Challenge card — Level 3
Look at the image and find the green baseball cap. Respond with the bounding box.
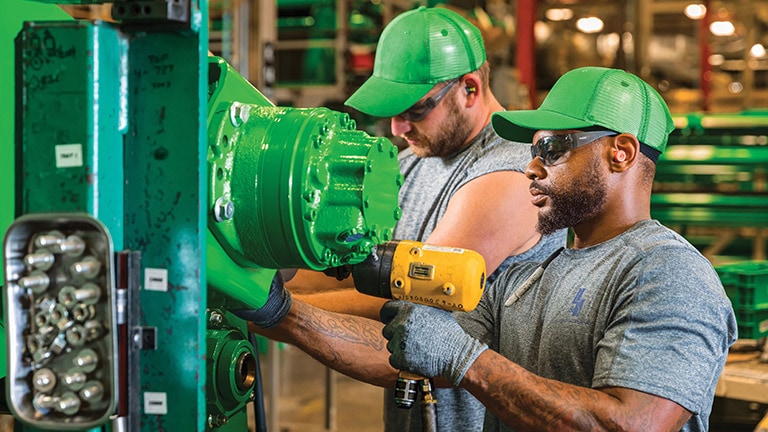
[345,6,486,117]
[492,67,674,153]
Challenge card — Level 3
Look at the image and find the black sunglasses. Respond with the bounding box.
[398,79,460,122]
[532,130,618,166]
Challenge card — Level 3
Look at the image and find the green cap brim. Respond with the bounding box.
[345,76,435,117]
[491,110,597,144]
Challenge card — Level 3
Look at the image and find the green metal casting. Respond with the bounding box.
[205,320,257,424]
[206,57,402,275]
[208,56,272,107]
[206,230,274,310]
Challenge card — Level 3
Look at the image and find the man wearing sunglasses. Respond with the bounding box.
[244,67,736,431]
[376,67,738,431]
[284,5,566,432]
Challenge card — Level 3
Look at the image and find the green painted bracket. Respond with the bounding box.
[207,230,273,310]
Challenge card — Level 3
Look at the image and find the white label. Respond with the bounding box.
[144,268,168,291]
[55,144,83,168]
[144,392,167,415]
[422,244,465,254]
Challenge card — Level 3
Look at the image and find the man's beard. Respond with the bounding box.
[404,95,473,158]
[535,156,608,236]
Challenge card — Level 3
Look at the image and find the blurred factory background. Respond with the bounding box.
[57,0,768,126]
[2,0,768,431]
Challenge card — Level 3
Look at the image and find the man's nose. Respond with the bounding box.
[390,115,412,137]
[525,157,547,181]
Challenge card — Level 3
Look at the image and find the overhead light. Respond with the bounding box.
[545,8,574,21]
[709,20,735,36]
[576,16,604,34]
[684,4,707,20]
[708,53,725,66]
[534,21,552,43]
[596,33,620,57]
[750,43,767,58]
[504,15,516,37]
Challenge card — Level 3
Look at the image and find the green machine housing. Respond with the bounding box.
[2,2,402,431]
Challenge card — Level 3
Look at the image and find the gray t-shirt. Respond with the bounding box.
[385,124,568,432]
[457,220,737,432]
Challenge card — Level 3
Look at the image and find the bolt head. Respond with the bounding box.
[213,197,235,222]
[209,311,223,325]
[230,102,250,126]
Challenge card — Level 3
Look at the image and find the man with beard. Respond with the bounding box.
[283,6,565,432]
[241,67,737,432]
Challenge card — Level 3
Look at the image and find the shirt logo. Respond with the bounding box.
[570,288,586,317]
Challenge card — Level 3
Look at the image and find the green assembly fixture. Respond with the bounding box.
[3,2,402,432]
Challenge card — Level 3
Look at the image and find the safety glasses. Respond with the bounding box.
[398,79,460,122]
[532,130,618,166]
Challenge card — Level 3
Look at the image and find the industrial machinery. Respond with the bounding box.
[2,1,403,430]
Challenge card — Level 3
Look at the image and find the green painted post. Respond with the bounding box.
[123,9,210,430]
[13,18,123,432]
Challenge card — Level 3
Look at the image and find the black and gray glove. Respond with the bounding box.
[380,300,488,386]
[233,272,292,328]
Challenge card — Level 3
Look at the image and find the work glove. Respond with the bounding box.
[233,272,292,328]
[380,300,488,386]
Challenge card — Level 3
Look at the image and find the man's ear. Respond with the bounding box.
[610,134,639,172]
[461,75,480,107]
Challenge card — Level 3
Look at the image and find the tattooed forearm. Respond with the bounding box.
[298,303,386,351]
[251,298,396,387]
[462,350,692,432]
